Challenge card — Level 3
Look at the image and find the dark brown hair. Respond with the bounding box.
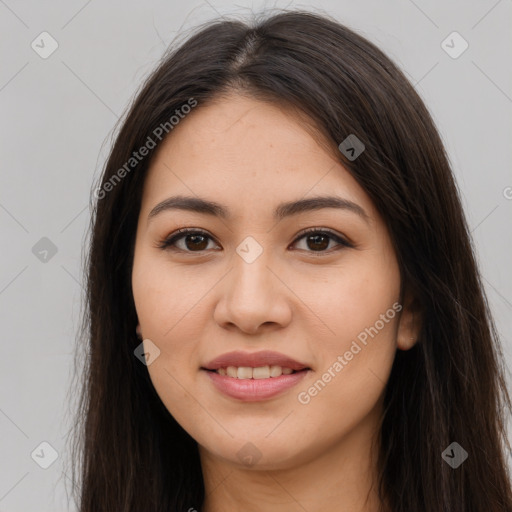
[68,9,512,511]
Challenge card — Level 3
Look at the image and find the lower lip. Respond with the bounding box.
[203,369,310,401]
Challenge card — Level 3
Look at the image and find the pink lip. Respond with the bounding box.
[203,368,310,401]
[202,350,310,371]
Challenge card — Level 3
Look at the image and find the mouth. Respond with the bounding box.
[201,350,312,401]
[202,365,309,379]
[201,365,311,402]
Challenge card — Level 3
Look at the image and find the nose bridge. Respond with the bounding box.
[214,234,291,332]
[231,235,275,300]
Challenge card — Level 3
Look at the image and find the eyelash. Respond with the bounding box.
[156,227,353,255]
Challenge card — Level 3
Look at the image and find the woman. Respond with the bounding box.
[69,9,512,512]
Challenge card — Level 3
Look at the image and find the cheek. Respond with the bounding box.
[132,250,211,394]
[132,257,205,430]
[293,251,400,346]
[296,251,400,398]
[294,287,399,442]
[132,249,203,336]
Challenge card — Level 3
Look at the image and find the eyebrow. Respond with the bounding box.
[148,195,369,224]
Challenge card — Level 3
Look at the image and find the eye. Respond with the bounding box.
[291,227,353,254]
[157,227,353,254]
[156,228,220,252]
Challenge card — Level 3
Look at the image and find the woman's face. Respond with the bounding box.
[132,92,416,470]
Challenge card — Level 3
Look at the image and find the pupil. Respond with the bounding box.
[308,234,328,251]
[186,234,208,251]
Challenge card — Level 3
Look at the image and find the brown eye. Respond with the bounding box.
[292,229,352,253]
[181,233,209,251]
[304,233,330,251]
[158,229,218,252]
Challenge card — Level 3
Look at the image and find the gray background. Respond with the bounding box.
[1,0,511,510]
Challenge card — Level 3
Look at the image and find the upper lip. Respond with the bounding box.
[202,350,310,371]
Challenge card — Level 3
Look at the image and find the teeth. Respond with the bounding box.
[253,366,270,379]
[269,365,280,378]
[237,367,253,379]
[217,365,297,378]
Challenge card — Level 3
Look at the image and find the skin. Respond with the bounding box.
[132,92,421,512]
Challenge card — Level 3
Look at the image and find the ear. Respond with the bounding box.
[396,288,422,351]
[135,322,142,339]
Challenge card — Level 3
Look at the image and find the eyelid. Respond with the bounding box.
[155,228,219,251]
[293,226,353,248]
[157,226,354,253]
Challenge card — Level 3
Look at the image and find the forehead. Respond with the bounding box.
[141,93,376,221]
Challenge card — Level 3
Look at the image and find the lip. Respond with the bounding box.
[202,350,310,371]
[201,350,312,402]
[203,368,311,401]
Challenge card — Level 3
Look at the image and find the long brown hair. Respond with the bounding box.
[68,9,512,511]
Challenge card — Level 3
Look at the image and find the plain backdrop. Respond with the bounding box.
[1,0,511,510]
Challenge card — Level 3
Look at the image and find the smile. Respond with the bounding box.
[202,366,310,401]
[211,365,296,379]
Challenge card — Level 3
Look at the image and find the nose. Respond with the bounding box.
[213,246,292,335]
